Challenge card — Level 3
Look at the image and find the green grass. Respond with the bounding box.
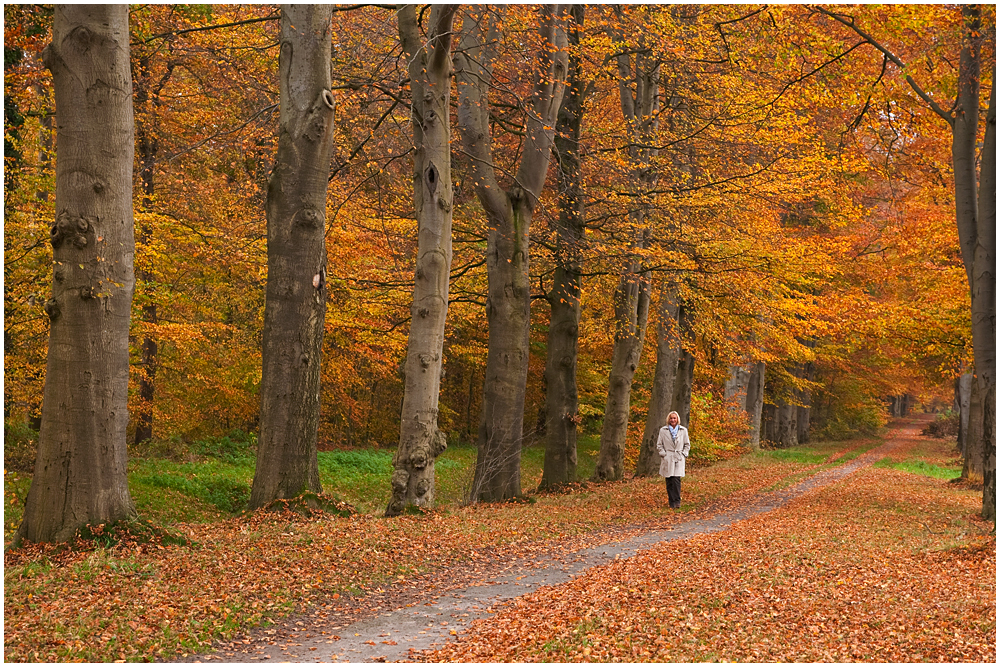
[873,457,962,480]
[2,428,883,541]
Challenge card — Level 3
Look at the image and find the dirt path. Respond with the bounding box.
[187,418,926,663]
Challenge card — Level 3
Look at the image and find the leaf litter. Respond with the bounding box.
[4,419,993,663]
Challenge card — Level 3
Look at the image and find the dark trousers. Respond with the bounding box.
[666,476,681,507]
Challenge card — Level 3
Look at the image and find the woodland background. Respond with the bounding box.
[2,4,993,500]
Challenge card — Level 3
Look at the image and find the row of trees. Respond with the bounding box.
[4,4,994,542]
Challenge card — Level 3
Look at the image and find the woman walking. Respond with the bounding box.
[657,411,690,508]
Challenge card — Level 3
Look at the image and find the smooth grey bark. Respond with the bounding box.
[456,6,567,502]
[976,67,995,519]
[386,5,458,517]
[593,270,651,481]
[15,4,137,545]
[957,372,973,455]
[763,400,798,448]
[724,364,752,411]
[635,291,681,476]
[796,360,815,444]
[963,378,985,485]
[670,303,695,427]
[818,1,995,521]
[250,5,335,509]
[541,4,585,490]
[745,362,766,450]
[593,16,660,482]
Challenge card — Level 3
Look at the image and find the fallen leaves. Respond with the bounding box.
[416,429,995,663]
[4,428,992,663]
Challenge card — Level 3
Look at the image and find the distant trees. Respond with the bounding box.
[4,4,992,541]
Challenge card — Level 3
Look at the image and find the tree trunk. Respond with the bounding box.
[456,7,567,502]
[796,360,815,444]
[593,270,651,481]
[745,361,766,450]
[250,5,335,509]
[724,364,752,411]
[15,4,137,544]
[766,399,798,448]
[670,303,695,427]
[132,54,171,446]
[635,289,680,476]
[962,378,985,486]
[957,372,973,455]
[975,65,995,520]
[593,15,662,483]
[385,5,457,517]
[541,5,585,490]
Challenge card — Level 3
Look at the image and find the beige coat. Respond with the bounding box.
[656,424,690,478]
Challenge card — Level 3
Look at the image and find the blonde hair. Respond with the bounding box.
[666,411,680,424]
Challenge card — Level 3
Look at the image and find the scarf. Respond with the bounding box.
[668,424,680,438]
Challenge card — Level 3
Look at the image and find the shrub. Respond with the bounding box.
[3,421,37,472]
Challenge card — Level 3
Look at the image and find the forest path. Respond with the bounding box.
[189,416,928,663]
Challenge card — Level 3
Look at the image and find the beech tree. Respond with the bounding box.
[386,4,458,517]
[15,4,137,544]
[593,11,662,482]
[455,5,568,501]
[250,5,336,509]
[540,4,586,489]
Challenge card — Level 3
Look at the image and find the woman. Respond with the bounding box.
[656,411,690,509]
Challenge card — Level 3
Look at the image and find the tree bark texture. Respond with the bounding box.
[250,5,335,509]
[724,364,752,412]
[593,16,661,482]
[386,5,457,517]
[670,302,695,427]
[795,359,815,444]
[956,372,973,456]
[456,6,567,502]
[962,378,985,485]
[16,4,137,544]
[635,290,681,476]
[745,362,766,450]
[594,270,651,481]
[976,66,995,519]
[541,4,585,490]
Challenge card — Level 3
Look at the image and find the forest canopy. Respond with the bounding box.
[3,4,995,533]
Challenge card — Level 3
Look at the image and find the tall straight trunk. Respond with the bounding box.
[456,6,567,502]
[386,5,457,517]
[250,5,335,509]
[670,302,695,427]
[957,372,973,456]
[16,4,137,545]
[132,54,172,445]
[635,289,680,476]
[745,361,766,450]
[594,17,661,481]
[724,365,751,411]
[963,378,985,485]
[975,68,995,519]
[541,5,585,490]
[594,270,651,481]
[796,360,815,444]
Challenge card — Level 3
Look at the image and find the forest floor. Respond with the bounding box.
[3,415,995,663]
